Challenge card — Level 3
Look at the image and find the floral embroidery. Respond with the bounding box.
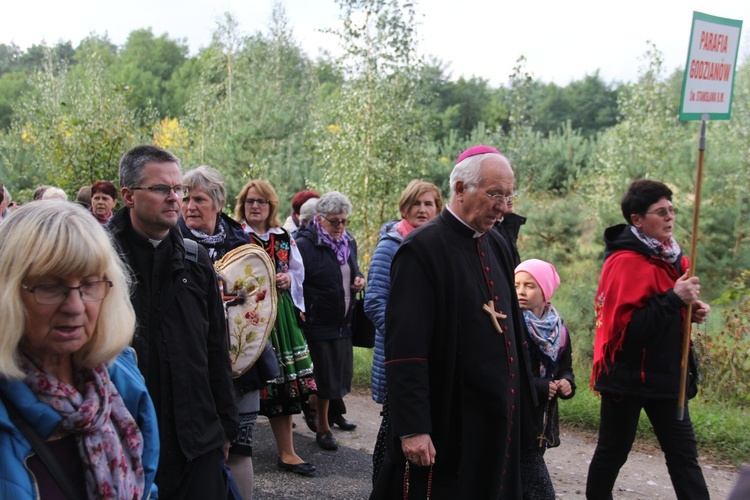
[216,246,277,377]
[595,293,605,329]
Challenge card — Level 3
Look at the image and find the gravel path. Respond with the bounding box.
[250,390,739,499]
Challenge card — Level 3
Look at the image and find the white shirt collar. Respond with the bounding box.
[446,205,484,239]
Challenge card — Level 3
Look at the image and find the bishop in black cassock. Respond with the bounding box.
[371,147,537,499]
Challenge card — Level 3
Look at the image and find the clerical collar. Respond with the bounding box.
[446,205,484,239]
[126,215,167,248]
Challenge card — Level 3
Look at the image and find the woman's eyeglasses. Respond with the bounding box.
[323,217,349,227]
[244,198,270,206]
[22,280,113,305]
[644,207,678,217]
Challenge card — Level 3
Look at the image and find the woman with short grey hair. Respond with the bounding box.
[179,166,247,262]
[295,191,365,451]
[314,191,352,219]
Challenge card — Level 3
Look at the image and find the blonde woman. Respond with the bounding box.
[0,201,158,499]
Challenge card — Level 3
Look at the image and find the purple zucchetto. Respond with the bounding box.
[455,145,502,165]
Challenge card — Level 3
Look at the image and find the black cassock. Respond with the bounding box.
[372,209,536,499]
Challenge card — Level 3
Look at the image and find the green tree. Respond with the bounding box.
[581,43,690,216]
[109,28,191,118]
[0,71,27,129]
[697,54,750,282]
[534,120,593,194]
[563,72,619,136]
[73,34,118,67]
[0,51,150,195]
[0,43,22,76]
[183,7,319,207]
[313,0,432,251]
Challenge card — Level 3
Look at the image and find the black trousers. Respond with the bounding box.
[586,394,709,500]
[156,447,225,499]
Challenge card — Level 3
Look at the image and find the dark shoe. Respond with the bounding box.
[303,406,318,433]
[330,415,357,431]
[316,429,339,450]
[277,458,316,475]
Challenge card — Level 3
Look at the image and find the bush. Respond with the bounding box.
[694,270,750,406]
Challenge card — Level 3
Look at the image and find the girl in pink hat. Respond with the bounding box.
[515,258,576,500]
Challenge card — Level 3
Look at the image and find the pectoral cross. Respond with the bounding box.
[482,300,507,334]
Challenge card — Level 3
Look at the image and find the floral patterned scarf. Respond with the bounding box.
[21,354,145,500]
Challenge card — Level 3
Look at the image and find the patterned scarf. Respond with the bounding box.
[21,355,145,500]
[314,218,350,265]
[630,225,681,264]
[522,304,567,378]
[189,215,227,260]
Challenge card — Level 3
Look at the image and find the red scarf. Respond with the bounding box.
[590,250,689,388]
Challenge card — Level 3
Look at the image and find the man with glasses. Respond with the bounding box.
[109,145,238,499]
[373,146,536,498]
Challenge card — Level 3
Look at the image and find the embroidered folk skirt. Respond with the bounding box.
[259,291,317,418]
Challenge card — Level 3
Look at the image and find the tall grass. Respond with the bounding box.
[352,347,374,389]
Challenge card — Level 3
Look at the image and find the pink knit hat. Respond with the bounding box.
[455,145,502,165]
[514,259,561,302]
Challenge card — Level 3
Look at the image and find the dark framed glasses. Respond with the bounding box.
[323,216,349,227]
[244,198,270,207]
[130,184,187,197]
[22,280,113,305]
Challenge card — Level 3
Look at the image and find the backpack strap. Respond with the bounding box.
[183,238,200,263]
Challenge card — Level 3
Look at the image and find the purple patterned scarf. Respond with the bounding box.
[21,354,145,500]
[314,217,350,265]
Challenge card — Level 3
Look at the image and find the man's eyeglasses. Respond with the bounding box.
[244,198,270,207]
[22,280,113,305]
[131,184,187,197]
[323,217,349,227]
[644,207,678,218]
[479,189,515,205]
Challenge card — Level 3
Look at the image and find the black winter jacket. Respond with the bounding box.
[295,223,364,341]
[492,212,527,268]
[109,208,238,458]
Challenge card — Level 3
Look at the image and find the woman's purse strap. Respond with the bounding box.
[0,391,80,500]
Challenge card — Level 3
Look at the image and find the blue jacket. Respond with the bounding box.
[0,348,159,499]
[296,223,364,341]
[364,220,402,404]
